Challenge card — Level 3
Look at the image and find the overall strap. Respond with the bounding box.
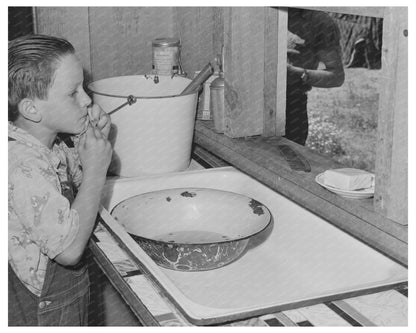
[39,169,89,312]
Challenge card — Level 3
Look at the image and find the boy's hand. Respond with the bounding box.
[88,104,111,138]
[78,125,112,177]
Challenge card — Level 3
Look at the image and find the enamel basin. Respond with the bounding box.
[111,187,272,271]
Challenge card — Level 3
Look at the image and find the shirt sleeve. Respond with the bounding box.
[313,12,341,51]
[9,157,80,259]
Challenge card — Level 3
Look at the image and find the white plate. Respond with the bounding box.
[315,172,374,199]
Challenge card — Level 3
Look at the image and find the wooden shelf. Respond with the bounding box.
[301,7,385,18]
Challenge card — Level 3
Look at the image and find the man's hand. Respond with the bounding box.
[286,63,304,85]
[287,31,304,66]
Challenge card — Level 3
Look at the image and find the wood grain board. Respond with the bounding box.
[375,7,408,225]
[88,7,175,80]
[302,6,386,18]
[172,7,218,77]
[223,7,265,137]
[263,7,287,137]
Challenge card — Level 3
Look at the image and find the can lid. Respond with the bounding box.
[152,38,180,47]
[210,73,224,88]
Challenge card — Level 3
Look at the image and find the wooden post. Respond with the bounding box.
[304,7,385,18]
[223,7,265,138]
[263,7,278,136]
[263,7,287,137]
[374,7,408,225]
[275,7,287,137]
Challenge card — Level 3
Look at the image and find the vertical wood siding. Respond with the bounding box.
[34,6,407,226]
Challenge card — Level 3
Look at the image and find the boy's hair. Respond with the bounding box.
[8,34,75,121]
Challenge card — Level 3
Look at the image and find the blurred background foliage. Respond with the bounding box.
[306,67,379,172]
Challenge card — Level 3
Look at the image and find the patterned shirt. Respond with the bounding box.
[8,122,82,296]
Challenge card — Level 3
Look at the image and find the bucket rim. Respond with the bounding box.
[87,75,198,100]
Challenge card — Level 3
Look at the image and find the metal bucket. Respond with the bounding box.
[88,75,198,177]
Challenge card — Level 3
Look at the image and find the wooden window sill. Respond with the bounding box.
[193,120,407,266]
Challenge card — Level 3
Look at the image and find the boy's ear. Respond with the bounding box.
[18,98,42,123]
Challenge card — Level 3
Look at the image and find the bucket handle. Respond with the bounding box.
[87,88,197,116]
[85,87,139,115]
[107,95,137,115]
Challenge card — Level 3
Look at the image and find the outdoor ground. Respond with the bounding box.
[306,67,380,173]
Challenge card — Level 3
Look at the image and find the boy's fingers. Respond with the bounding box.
[93,125,104,139]
[97,113,110,132]
[87,107,93,120]
[96,115,106,128]
[84,125,95,138]
[94,104,102,119]
[88,105,100,125]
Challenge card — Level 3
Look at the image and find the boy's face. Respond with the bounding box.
[35,53,91,135]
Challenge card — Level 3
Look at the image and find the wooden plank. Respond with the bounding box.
[275,8,287,136]
[32,7,38,34]
[194,121,407,265]
[212,7,225,67]
[88,7,174,80]
[172,7,218,77]
[89,240,159,326]
[293,303,351,326]
[343,289,408,326]
[375,7,408,225]
[301,7,385,18]
[192,145,230,169]
[263,7,278,136]
[34,7,92,77]
[223,7,265,138]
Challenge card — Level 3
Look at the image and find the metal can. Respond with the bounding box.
[152,38,181,76]
[210,73,225,133]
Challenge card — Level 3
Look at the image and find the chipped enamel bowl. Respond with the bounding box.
[111,188,272,271]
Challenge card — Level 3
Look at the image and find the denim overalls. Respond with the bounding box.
[8,137,90,326]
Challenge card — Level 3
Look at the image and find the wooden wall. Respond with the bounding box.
[35,7,219,80]
[89,7,175,79]
[172,7,221,77]
[34,7,408,226]
[35,6,285,138]
[35,7,175,80]
[35,7,92,76]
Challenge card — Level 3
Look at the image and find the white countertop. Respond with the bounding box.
[97,166,407,325]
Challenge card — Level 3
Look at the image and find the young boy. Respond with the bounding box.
[8,34,113,326]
